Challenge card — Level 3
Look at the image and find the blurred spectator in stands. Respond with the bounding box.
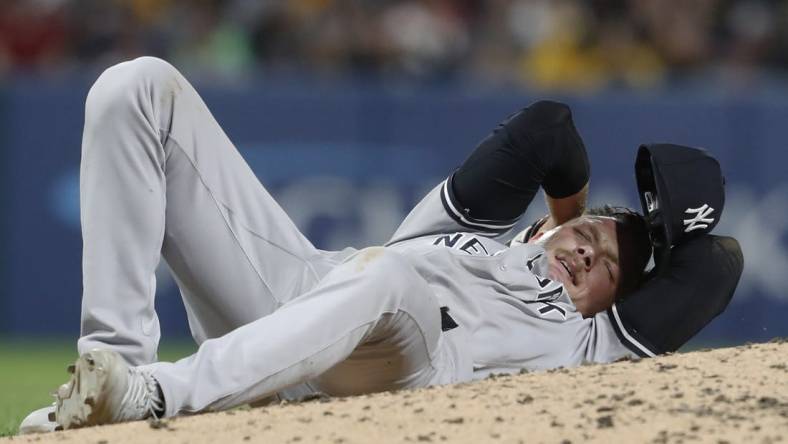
[506,0,664,91]
[634,0,716,82]
[169,0,255,81]
[65,0,142,73]
[0,0,69,76]
[1,0,788,92]
[718,0,778,87]
[380,0,470,80]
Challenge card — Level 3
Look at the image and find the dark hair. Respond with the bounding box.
[584,205,653,299]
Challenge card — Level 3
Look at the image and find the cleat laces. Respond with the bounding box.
[115,368,164,422]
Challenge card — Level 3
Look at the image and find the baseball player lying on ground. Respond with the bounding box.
[21,57,743,433]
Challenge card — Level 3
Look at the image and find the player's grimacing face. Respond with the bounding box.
[533,216,620,318]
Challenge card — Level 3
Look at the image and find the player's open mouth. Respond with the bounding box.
[558,257,575,284]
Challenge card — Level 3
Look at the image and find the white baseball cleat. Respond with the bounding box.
[54,349,163,429]
[18,404,58,434]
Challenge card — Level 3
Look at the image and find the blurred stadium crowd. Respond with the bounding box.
[1,0,786,90]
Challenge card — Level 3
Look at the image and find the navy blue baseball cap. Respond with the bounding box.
[635,144,725,273]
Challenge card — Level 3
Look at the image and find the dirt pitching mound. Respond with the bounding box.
[6,340,787,444]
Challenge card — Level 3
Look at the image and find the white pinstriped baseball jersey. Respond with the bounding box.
[386,179,639,377]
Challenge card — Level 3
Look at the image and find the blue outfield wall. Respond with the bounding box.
[1,76,786,348]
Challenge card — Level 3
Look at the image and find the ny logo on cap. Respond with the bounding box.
[683,204,715,233]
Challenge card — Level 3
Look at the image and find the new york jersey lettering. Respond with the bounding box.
[433,233,491,256]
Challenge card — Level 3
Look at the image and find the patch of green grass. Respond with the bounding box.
[0,338,195,437]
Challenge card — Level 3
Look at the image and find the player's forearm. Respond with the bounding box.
[545,182,588,225]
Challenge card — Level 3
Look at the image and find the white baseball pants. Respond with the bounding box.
[144,246,464,416]
[78,57,466,414]
[77,56,340,365]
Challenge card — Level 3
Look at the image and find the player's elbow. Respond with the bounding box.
[502,100,577,150]
[516,100,573,130]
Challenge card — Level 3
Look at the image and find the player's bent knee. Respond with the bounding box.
[121,56,180,85]
[88,57,178,105]
[97,56,178,90]
[85,57,179,119]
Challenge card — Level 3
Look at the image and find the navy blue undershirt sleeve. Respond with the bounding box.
[448,100,590,224]
[608,235,743,356]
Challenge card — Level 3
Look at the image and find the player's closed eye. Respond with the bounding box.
[574,227,592,242]
[605,262,614,282]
